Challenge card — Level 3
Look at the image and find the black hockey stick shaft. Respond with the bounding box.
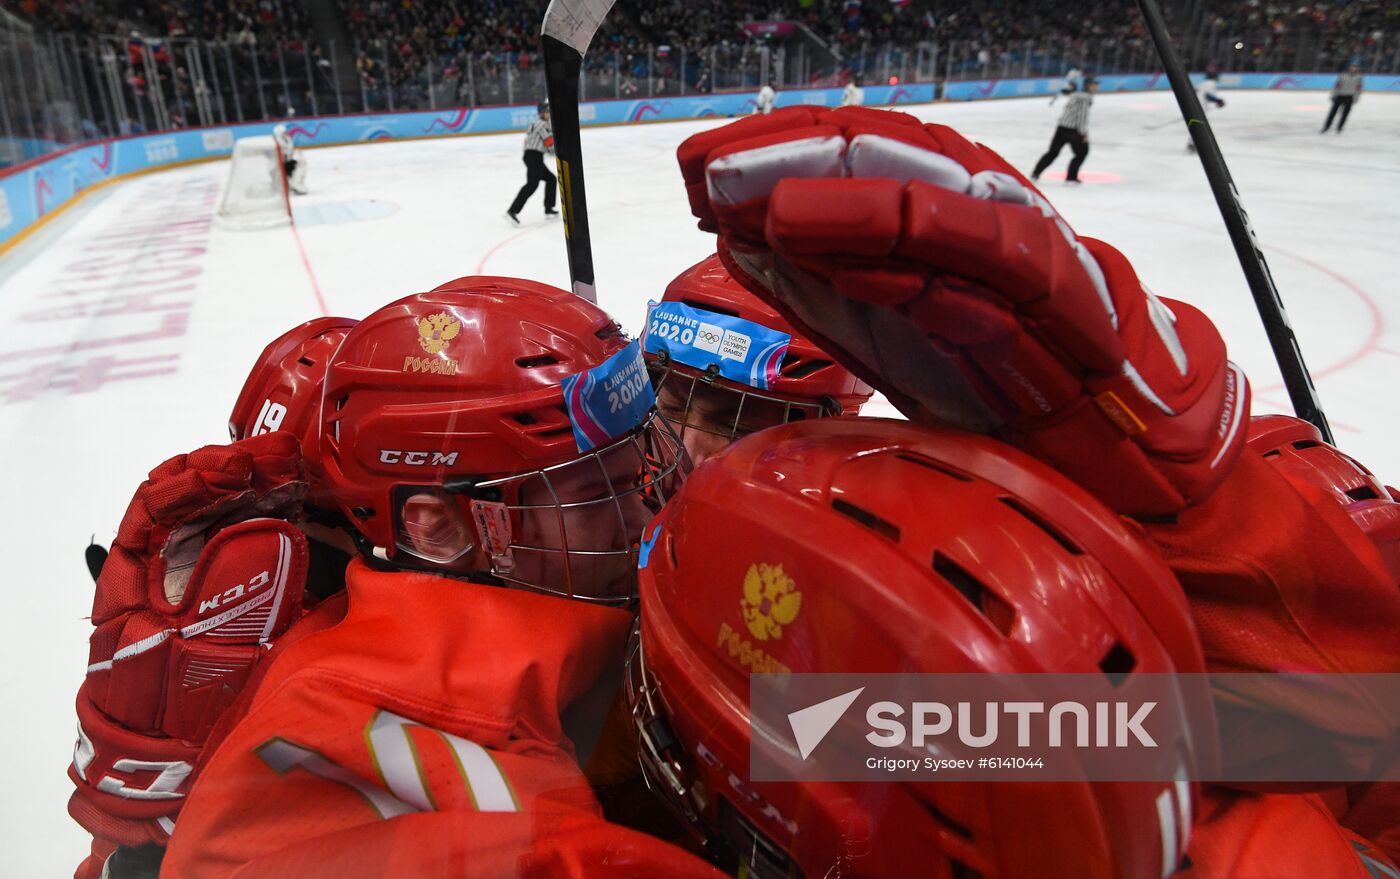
[542,34,595,302]
[541,0,616,304]
[1134,0,1333,443]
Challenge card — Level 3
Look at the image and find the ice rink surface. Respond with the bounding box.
[1,90,1396,870]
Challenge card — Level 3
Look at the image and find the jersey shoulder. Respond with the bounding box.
[165,563,640,875]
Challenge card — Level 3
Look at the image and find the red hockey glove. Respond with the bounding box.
[677,106,1248,516]
[70,432,309,852]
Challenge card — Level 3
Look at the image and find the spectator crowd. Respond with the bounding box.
[0,0,1392,148]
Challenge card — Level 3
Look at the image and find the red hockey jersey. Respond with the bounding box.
[1181,789,1398,878]
[160,559,720,878]
[1147,452,1400,783]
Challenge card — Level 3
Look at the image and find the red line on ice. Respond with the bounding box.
[1251,243,1383,393]
[290,219,329,316]
[475,227,537,274]
[1100,208,1383,394]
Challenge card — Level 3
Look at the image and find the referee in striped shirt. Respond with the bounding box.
[506,101,558,223]
[1032,77,1097,185]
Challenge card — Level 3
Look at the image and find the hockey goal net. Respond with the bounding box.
[216,135,290,230]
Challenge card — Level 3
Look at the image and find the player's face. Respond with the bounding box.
[390,418,685,601]
[399,491,477,564]
[511,436,668,599]
[396,473,647,595]
[655,378,813,468]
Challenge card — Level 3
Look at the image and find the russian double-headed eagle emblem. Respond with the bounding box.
[418,312,461,354]
[741,563,802,642]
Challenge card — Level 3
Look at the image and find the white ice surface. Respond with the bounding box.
[1,90,1396,872]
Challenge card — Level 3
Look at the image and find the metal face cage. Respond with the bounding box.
[394,410,688,605]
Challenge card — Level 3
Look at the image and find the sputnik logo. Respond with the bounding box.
[788,687,863,760]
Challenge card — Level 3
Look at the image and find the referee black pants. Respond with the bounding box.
[508,150,556,216]
[1322,96,1354,132]
[1032,126,1090,182]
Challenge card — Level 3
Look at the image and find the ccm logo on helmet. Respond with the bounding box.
[379,450,460,467]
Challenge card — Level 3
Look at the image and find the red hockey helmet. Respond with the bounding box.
[647,253,873,464]
[1248,415,1400,581]
[319,276,686,603]
[229,316,356,501]
[630,418,1216,879]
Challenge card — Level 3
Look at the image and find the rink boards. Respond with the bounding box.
[2,71,1397,253]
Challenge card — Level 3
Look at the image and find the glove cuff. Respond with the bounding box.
[71,685,198,824]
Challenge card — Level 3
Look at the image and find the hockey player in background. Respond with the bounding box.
[840,74,864,107]
[1322,62,1364,133]
[674,104,1400,870]
[1049,64,1082,105]
[754,79,777,115]
[1187,72,1226,152]
[271,123,308,194]
[506,101,559,224]
[643,253,872,467]
[67,279,720,878]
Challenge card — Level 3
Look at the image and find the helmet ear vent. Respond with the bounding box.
[681,297,739,318]
[895,453,973,483]
[922,802,974,840]
[297,356,316,367]
[950,861,985,879]
[779,358,829,380]
[1098,641,1137,683]
[933,552,1015,637]
[997,496,1082,556]
[919,805,983,878]
[831,498,901,543]
[532,405,574,438]
[509,407,574,438]
[515,354,560,368]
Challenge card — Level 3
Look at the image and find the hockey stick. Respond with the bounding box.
[541,0,616,304]
[1134,0,1333,442]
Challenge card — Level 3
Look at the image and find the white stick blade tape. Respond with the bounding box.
[542,0,616,55]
